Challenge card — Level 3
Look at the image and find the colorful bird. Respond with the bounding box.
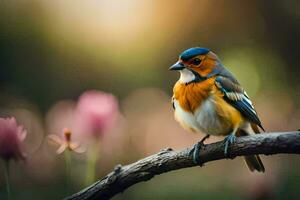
[170,47,265,172]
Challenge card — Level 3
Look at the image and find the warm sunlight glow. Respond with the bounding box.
[46,0,152,45]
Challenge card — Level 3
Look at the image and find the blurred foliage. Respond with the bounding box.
[0,0,299,199]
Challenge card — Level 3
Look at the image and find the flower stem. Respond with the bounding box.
[85,143,99,186]
[64,150,72,194]
[4,161,11,200]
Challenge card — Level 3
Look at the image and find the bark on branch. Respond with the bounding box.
[66,131,300,200]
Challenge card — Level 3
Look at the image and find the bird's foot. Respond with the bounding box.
[223,134,236,157]
[189,135,210,166]
[189,141,205,165]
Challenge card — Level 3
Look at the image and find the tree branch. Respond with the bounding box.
[65,131,300,200]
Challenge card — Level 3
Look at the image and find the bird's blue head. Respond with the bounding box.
[169,47,220,83]
[179,47,210,61]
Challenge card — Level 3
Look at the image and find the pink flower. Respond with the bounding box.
[75,91,119,138]
[0,117,26,161]
[48,128,85,154]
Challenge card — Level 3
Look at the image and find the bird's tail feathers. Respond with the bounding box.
[239,124,265,173]
[244,155,265,172]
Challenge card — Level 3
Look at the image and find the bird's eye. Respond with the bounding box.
[192,58,201,65]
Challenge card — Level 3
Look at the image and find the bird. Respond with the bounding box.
[170,47,265,172]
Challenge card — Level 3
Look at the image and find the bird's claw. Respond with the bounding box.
[189,141,205,166]
[224,134,236,157]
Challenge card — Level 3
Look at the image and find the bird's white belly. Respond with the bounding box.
[174,97,229,135]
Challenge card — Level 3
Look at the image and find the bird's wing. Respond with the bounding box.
[215,76,264,131]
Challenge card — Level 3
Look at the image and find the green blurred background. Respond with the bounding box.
[0,0,300,199]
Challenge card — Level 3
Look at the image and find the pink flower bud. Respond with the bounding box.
[75,90,119,138]
[0,117,26,161]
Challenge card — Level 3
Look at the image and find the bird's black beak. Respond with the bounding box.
[169,61,185,70]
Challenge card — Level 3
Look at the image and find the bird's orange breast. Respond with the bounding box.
[173,78,216,113]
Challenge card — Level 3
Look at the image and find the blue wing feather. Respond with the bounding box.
[215,76,264,131]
